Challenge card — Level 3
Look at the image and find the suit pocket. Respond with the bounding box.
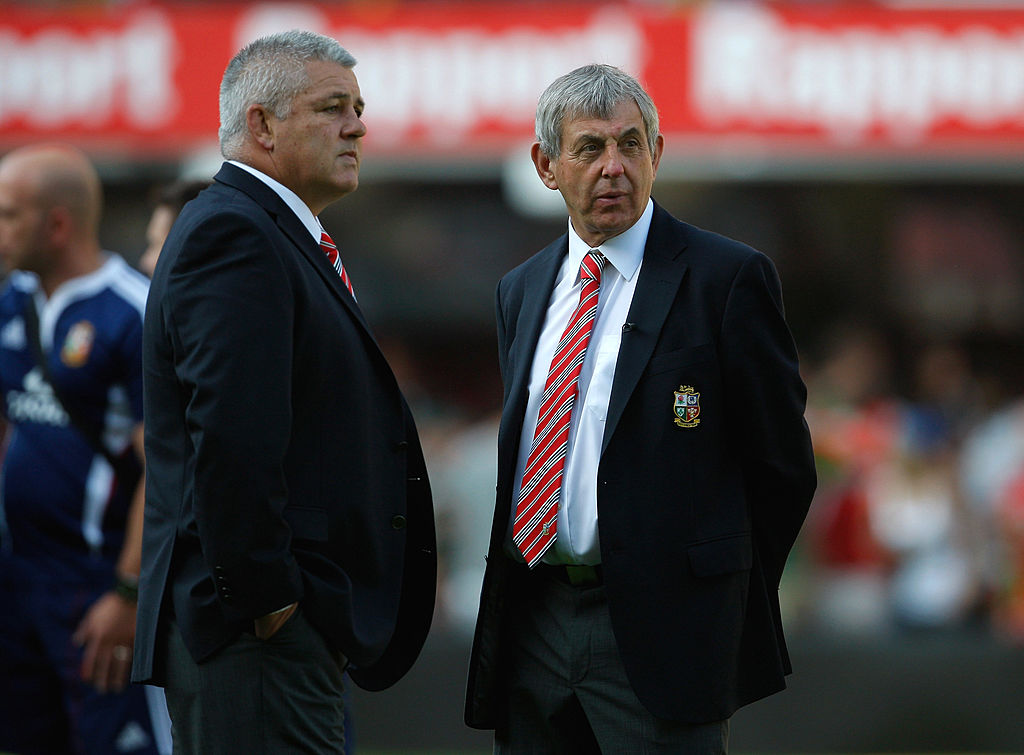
[644,342,715,377]
[687,533,753,577]
[284,506,329,542]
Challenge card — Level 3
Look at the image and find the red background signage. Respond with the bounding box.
[3,2,1024,161]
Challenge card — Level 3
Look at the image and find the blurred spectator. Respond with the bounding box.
[803,323,899,634]
[429,410,500,634]
[877,342,989,631]
[804,325,1000,636]
[0,144,170,754]
[961,399,1024,643]
[138,179,210,277]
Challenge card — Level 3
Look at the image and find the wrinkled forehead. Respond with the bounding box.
[563,96,635,125]
[561,99,644,137]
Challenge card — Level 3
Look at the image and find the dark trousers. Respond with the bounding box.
[495,568,729,754]
[163,607,346,754]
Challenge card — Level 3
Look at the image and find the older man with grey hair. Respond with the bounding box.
[132,30,436,753]
[466,63,816,753]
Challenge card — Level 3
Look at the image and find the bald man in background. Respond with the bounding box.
[0,145,170,755]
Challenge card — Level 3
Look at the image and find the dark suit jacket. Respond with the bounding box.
[133,163,436,692]
[466,201,816,725]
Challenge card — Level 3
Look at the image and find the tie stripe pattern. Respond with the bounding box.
[514,250,606,567]
[319,231,355,298]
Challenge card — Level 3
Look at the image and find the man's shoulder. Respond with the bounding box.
[101,255,149,313]
[500,233,567,286]
[653,214,770,284]
[59,264,148,346]
[173,176,281,239]
[0,272,34,307]
[652,203,759,261]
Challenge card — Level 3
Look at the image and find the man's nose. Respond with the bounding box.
[344,114,367,139]
[600,147,625,178]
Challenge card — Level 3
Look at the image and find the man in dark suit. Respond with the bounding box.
[132,30,436,753]
[466,64,816,753]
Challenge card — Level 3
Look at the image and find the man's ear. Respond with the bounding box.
[531,142,559,190]
[45,206,74,247]
[246,104,275,151]
[651,133,665,176]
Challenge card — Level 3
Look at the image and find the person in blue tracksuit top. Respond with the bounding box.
[0,144,170,755]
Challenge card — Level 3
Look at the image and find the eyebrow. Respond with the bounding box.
[572,126,644,145]
[319,92,365,110]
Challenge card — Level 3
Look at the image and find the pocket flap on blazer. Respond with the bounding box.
[284,506,329,542]
[687,533,753,577]
[644,342,715,377]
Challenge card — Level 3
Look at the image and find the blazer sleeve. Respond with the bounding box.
[160,212,304,621]
[719,252,816,588]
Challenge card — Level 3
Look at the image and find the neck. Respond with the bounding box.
[37,241,104,298]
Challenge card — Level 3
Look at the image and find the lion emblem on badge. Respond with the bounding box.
[673,385,701,428]
[61,321,95,368]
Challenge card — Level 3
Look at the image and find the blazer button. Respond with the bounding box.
[394,440,408,451]
[391,515,407,530]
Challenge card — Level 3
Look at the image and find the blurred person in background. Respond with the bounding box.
[138,179,210,278]
[132,30,436,753]
[0,144,170,754]
[802,323,899,634]
[465,64,816,754]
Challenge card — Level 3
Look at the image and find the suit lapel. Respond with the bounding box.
[214,163,371,331]
[602,203,689,454]
[275,212,373,330]
[496,236,566,510]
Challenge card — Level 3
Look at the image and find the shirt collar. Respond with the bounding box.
[566,198,653,283]
[227,160,323,243]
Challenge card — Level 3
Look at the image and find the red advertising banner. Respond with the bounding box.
[2,2,1024,166]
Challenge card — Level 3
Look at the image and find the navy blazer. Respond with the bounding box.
[133,163,436,692]
[466,201,816,725]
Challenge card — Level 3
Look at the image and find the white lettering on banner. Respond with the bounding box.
[235,5,646,146]
[693,5,1024,144]
[0,12,176,130]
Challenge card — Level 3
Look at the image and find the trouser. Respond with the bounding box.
[162,606,347,754]
[495,566,729,754]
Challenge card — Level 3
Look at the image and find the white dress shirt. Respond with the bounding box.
[227,160,327,245]
[510,199,653,565]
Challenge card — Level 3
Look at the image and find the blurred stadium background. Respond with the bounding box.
[4,0,1024,751]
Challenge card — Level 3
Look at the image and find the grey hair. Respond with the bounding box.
[535,64,660,159]
[219,29,357,158]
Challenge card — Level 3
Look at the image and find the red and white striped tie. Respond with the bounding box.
[319,231,355,298]
[514,250,606,567]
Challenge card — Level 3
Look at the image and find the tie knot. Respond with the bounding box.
[320,231,336,251]
[580,250,606,283]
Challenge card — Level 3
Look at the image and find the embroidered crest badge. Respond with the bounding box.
[61,321,95,368]
[673,385,701,428]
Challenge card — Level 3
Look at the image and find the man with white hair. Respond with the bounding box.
[466,64,816,753]
[132,30,436,752]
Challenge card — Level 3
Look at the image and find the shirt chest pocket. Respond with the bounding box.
[583,333,622,422]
